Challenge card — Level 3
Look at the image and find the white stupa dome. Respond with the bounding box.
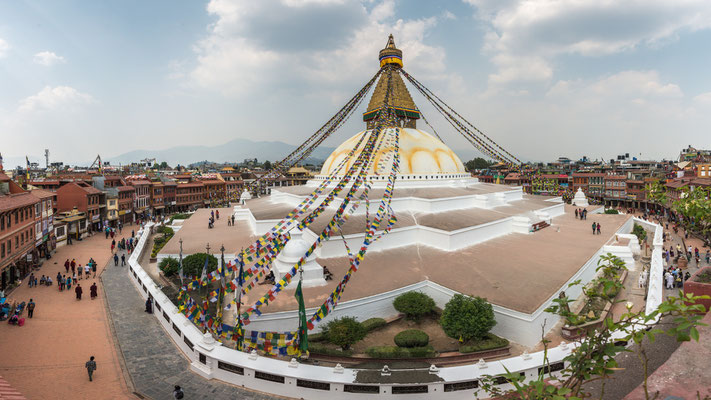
[319,127,466,178]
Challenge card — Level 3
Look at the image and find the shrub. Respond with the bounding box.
[157,226,174,236]
[309,342,353,357]
[159,257,180,277]
[365,345,435,358]
[362,317,387,332]
[324,317,367,350]
[458,333,509,353]
[604,209,619,214]
[181,253,218,278]
[393,291,436,322]
[309,332,326,342]
[632,223,647,243]
[394,329,429,348]
[440,294,496,342]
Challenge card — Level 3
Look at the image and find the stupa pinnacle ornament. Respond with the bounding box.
[363,35,420,129]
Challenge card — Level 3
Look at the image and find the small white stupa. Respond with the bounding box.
[572,188,589,207]
[240,188,252,205]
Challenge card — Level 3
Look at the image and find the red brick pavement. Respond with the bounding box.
[0,232,135,399]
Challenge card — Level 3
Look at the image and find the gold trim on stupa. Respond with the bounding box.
[364,35,420,129]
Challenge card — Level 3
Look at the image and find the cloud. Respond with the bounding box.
[33,51,66,66]
[189,0,449,96]
[18,86,94,113]
[465,0,711,85]
[0,38,9,58]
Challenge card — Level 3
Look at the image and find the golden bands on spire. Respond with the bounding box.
[365,35,419,128]
[379,34,403,68]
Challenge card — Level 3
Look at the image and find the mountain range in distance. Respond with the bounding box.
[107,138,337,167]
[5,138,483,169]
[107,138,482,167]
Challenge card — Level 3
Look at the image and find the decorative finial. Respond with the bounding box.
[379,34,403,68]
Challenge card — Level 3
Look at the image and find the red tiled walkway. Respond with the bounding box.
[0,232,136,399]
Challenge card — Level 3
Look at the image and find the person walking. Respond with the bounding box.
[64,259,70,273]
[71,258,76,272]
[114,253,119,266]
[592,222,597,235]
[596,222,601,235]
[575,209,579,219]
[27,299,35,318]
[91,259,97,277]
[121,253,126,266]
[173,385,184,399]
[85,264,91,278]
[28,273,35,288]
[77,265,83,280]
[85,356,97,382]
[231,215,235,226]
[90,282,98,300]
[75,284,83,300]
[67,276,72,291]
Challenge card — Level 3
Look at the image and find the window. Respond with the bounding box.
[1,242,4,258]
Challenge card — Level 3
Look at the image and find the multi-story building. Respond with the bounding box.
[200,176,226,206]
[696,163,711,178]
[117,186,135,225]
[222,173,244,200]
[1,173,41,290]
[604,175,627,206]
[572,172,605,200]
[127,179,151,220]
[106,192,120,226]
[150,181,166,217]
[30,189,55,258]
[624,179,646,208]
[176,182,205,211]
[56,181,105,232]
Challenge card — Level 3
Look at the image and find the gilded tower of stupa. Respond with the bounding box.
[362,35,421,129]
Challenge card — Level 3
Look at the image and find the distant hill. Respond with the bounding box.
[107,138,336,166]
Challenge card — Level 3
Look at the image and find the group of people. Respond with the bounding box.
[104,223,122,239]
[591,222,602,235]
[574,208,588,220]
[663,244,711,266]
[63,258,98,280]
[664,267,691,289]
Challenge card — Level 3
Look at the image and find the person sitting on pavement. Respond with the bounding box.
[323,265,333,281]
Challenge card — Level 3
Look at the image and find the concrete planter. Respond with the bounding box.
[683,267,711,313]
[561,270,627,340]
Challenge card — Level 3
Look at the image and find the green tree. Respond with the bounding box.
[673,186,711,247]
[159,161,169,169]
[480,269,709,399]
[181,253,218,278]
[323,317,367,350]
[393,291,435,322]
[465,157,494,171]
[263,160,272,170]
[440,294,496,341]
[645,179,668,206]
[159,257,180,277]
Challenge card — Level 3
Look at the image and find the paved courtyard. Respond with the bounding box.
[0,232,135,399]
[101,246,278,400]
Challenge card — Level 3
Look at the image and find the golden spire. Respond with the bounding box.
[363,35,420,128]
[379,34,403,68]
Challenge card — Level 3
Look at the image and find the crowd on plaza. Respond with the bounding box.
[573,207,603,235]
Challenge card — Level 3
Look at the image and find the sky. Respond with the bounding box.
[1,0,711,167]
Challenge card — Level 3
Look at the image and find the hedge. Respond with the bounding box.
[181,253,218,278]
[362,317,387,332]
[365,345,436,358]
[323,317,367,350]
[309,342,353,357]
[440,294,496,341]
[459,333,509,353]
[394,329,429,348]
[604,209,619,214]
[159,257,180,277]
[393,291,436,322]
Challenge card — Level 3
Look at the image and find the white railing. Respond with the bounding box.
[126,222,574,400]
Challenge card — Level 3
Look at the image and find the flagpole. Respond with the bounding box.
[236,247,245,351]
[202,243,211,333]
[178,238,184,286]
